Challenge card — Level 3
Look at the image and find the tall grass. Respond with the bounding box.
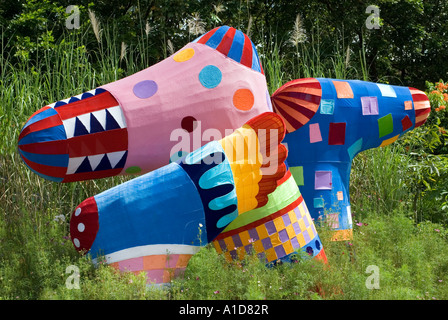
[1,20,447,300]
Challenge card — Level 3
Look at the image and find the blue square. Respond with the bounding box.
[347,138,363,159]
[314,197,325,208]
[320,99,335,115]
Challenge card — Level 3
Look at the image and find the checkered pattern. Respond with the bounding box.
[214,199,317,263]
[110,254,193,285]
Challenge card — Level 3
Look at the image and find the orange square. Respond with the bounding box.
[236,247,246,260]
[109,262,120,270]
[404,100,413,110]
[253,239,264,253]
[132,270,146,277]
[176,254,193,268]
[286,224,296,238]
[223,251,233,262]
[223,236,235,250]
[273,216,285,231]
[283,240,294,255]
[143,255,166,270]
[270,233,282,247]
[163,269,176,283]
[337,191,344,201]
[213,241,223,254]
[265,248,277,262]
[256,225,269,240]
[332,81,354,98]
[239,230,252,246]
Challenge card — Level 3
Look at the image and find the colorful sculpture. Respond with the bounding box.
[69,112,292,285]
[271,78,430,240]
[17,26,271,182]
[17,24,429,286]
[18,26,326,285]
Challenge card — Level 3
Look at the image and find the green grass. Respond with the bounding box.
[1,25,448,300]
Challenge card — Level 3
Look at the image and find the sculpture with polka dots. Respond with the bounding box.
[18,26,270,182]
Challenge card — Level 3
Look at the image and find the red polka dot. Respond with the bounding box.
[181,116,198,133]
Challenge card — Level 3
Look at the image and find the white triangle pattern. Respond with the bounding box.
[108,151,127,169]
[91,109,107,130]
[66,157,86,175]
[87,154,104,171]
[77,113,91,133]
[62,105,126,139]
[66,151,127,175]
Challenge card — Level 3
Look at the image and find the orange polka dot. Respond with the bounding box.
[233,89,254,111]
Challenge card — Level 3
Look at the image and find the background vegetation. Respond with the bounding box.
[1,0,448,300]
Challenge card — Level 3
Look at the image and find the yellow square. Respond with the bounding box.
[289,210,298,224]
[256,225,269,240]
[239,230,252,246]
[298,218,307,232]
[286,224,296,238]
[253,240,264,253]
[273,216,285,231]
[297,233,306,247]
[223,251,232,262]
[265,248,277,262]
[236,247,246,260]
[213,241,222,254]
[298,203,306,218]
[270,233,282,247]
[283,240,294,255]
[223,237,235,251]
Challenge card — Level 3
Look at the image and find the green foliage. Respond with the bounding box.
[2,0,448,89]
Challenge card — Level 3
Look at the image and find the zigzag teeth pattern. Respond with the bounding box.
[62,105,127,139]
[108,150,127,168]
[91,108,107,129]
[87,154,104,171]
[77,113,91,133]
[62,117,77,139]
[47,88,105,109]
[66,151,127,175]
[107,105,127,128]
[66,157,86,175]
